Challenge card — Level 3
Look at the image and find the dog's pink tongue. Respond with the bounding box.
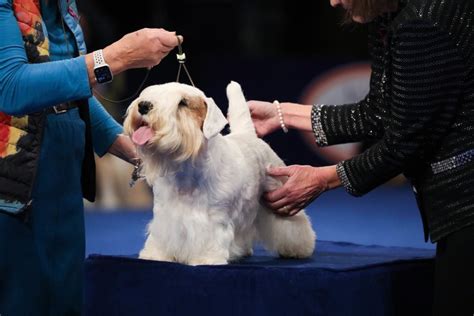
[132,126,154,146]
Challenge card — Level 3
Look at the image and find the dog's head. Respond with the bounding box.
[124,83,228,170]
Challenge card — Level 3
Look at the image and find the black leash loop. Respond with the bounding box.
[176,37,195,87]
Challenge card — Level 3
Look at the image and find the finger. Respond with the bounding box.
[157,31,182,47]
[263,187,288,203]
[260,197,289,216]
[265,196,289,210]
[161,45,174,52]
[288,208,303,216]
[273,210,291,217]
[273,207,293,217]
[160,35,183,51]
[159,49,171,57]
[248,102,255,113]
[267,166,291,177]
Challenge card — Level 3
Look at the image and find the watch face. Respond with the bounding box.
[94,66,113,84]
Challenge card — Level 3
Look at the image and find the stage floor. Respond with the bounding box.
[84,185,436,316]
[85,241,434,316]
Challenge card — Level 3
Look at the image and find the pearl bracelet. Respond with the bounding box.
[274,100,288,133]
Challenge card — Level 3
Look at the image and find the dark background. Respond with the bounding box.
[77,0,429,249]
[77,0,370,166]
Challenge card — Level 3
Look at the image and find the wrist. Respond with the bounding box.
[273,100,289,133]
[109,134,139,164]
[103,44,126,75]
[321,165,342,190]
[280,103,313,132]
[86,47,122,87]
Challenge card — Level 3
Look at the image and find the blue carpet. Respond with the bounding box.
[85,240,435,316]
[84,184,435,256]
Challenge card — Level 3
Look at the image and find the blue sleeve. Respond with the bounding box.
[89,96,123,157]
[0,0,92,115]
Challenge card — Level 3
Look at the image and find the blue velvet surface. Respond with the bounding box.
[85,241,434,316]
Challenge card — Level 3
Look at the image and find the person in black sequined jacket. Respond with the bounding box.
[249,0,474,314]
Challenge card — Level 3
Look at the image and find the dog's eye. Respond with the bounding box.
[178,99,188,107]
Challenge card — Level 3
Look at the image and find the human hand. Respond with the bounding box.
[248,100,281,137]
[105,28,182,72]
[263,165,341,216]
[108,134,139,164]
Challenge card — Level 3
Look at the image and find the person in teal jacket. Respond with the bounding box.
[0,0,181,314]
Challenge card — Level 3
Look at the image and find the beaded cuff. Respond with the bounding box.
[336,162,358,196]
[431,149,474,174]
[311,104,328,146]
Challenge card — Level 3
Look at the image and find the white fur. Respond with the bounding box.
[124,81,316,265]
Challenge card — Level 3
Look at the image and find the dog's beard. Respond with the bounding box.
[134,109,206,179]
[123,84,209,180]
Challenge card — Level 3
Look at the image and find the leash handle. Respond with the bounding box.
[176,36,196,87]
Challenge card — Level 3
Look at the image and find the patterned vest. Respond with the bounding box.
[0,0,95,217]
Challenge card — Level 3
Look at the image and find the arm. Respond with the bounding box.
[87,96,134,161]
[248,82,383,143]
[107,134,138,164]
[262,20,463,214]
[0,0,180,115]
[337,20,464,196]
[249,24,384,143]
[312,94,382,146]
[312,24,387,147]
[0,0,91,115]
[84,30,183,87]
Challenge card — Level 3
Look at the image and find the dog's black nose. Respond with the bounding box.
[138,101,153,115]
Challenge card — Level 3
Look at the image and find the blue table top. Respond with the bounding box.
[87,240,434,271]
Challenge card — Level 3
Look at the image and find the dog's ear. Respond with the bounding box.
[202,97,228,139]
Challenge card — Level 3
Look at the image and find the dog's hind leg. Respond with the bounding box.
[229,228,255,261]
[139,234,173,262]
[226,81,256,136]
[256,207,316,259]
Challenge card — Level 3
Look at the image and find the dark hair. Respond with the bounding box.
[345,0,399,23]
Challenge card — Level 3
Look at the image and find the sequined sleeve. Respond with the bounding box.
[339,20,464,196]
[311,96,383,147]
[311,24,388,147]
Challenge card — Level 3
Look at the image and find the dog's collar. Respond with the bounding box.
[129,159,145,187]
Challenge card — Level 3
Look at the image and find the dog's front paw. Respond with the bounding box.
[138,251,172,262]
[188,257,228,266]
[138,236,173,261]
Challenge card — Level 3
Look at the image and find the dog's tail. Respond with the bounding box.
[226,81,257,136]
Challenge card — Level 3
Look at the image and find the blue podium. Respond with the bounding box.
[84,240,434,316]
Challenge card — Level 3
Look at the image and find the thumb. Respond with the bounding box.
[267,166,291,177]
[159,31,183,48]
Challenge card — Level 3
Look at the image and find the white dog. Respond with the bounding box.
[123,81,316,265]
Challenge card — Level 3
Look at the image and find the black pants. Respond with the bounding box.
[433,224,474,316]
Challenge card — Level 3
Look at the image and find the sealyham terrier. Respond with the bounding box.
[123,81,316,265]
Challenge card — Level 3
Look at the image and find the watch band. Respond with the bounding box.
[93,49,106,68]
[92,49,113,84]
